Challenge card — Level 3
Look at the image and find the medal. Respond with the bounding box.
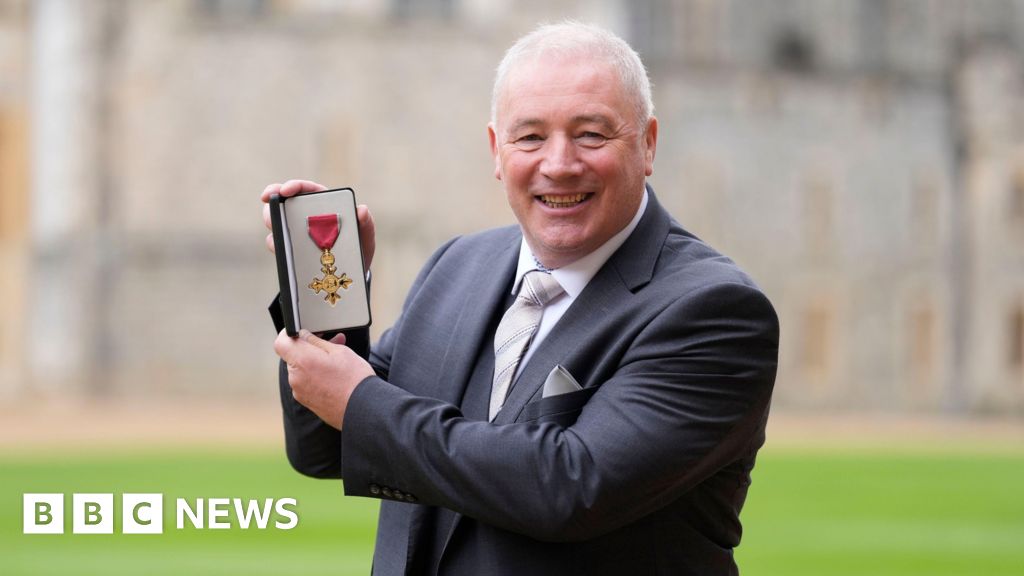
[307,214,353,306]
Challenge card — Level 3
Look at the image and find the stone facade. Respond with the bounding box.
[1,0,1022,413]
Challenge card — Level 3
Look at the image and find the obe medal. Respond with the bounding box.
[307,214,353,306]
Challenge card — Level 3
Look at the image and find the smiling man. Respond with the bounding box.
[489,43,656,269]
[263,22,779,576]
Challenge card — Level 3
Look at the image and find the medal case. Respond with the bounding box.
[270,187,371,336]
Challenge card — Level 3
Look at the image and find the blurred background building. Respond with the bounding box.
[0,0,1022,415]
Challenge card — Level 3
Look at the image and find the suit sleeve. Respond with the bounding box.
[339,280,779,541]
[274,237,461,479]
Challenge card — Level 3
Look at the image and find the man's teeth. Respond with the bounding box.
[539,194,588,208]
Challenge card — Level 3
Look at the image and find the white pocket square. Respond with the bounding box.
[542,365,583,398]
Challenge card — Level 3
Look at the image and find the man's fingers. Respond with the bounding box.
[262,180,327,255]
[274,329,334,370]
[329,332,347,346]
[356,204,376,270]
[262,187,279,255]
[261,182,282,203]
[356,204,373,229]
[299,329,334,353]
[261,180,327,204]
[273,329,297,362]
[281,180,327,198]
[264,200,276,250]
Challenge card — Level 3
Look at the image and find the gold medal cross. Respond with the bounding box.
[309,248,353,306]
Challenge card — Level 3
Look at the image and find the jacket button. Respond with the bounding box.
[369,484,381,496]
[382,487,393,498]
[393,490,404,500]
[405,493,417,503]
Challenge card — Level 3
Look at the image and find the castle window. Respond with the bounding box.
[911,172,939,249]
[392,0,454,21]
[801,303,833,388]
[195,0,269,21]
[908,302,935,395]
[1010,304,1024,373]
[1010,165,1024,221]
[773,28,816,73]
[802,171,834,257]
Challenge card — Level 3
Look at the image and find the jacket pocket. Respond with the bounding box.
[519,387,598,426]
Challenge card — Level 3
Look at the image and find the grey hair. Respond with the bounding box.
[490,21,654,131]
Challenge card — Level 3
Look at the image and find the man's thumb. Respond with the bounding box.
[299,329,333,352]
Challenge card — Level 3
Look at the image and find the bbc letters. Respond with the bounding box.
[23,493,298,534]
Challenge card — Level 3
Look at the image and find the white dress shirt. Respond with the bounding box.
[509,189,649,377]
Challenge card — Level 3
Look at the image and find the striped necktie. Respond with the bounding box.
[489,270,564,420]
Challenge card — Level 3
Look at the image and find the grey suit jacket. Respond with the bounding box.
[275,188,779,575]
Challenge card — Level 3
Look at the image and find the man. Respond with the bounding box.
[262,22,778,576]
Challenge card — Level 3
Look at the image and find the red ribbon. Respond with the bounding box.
[307,214,340,249]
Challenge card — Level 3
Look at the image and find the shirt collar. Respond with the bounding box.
[513,189,649,297]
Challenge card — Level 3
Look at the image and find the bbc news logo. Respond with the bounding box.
[23,493,298,534]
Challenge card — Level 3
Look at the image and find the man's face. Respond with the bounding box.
[489,55,657,269]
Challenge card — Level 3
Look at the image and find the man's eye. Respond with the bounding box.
[578,132,607,144]
[514,134,544,148]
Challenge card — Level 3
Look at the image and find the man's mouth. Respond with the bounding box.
[537,193,593,209]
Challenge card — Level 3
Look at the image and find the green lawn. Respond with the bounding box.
[737,449,1024,576]
[2,450,377,576]
[2,447,1022,575]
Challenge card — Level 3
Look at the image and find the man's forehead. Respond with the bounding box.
[496,57,627,126]
[507,113,617,133]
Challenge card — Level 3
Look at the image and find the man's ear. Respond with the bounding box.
[488,122,502,181]
[643,116,658,177]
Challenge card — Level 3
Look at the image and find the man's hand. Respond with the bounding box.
[273,329,375,430]
[261,179,376,270]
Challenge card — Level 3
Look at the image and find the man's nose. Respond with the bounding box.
[539,135,584,180]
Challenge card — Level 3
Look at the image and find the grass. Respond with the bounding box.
[1,450,377,576]
[736,449,1024,576]
[2,447,1022,575]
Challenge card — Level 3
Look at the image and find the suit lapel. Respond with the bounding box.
[438,188,671,567]
[407,232,519,572]
[430,234,519,406]
[493,267,631,423]
[493,187,671,424]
